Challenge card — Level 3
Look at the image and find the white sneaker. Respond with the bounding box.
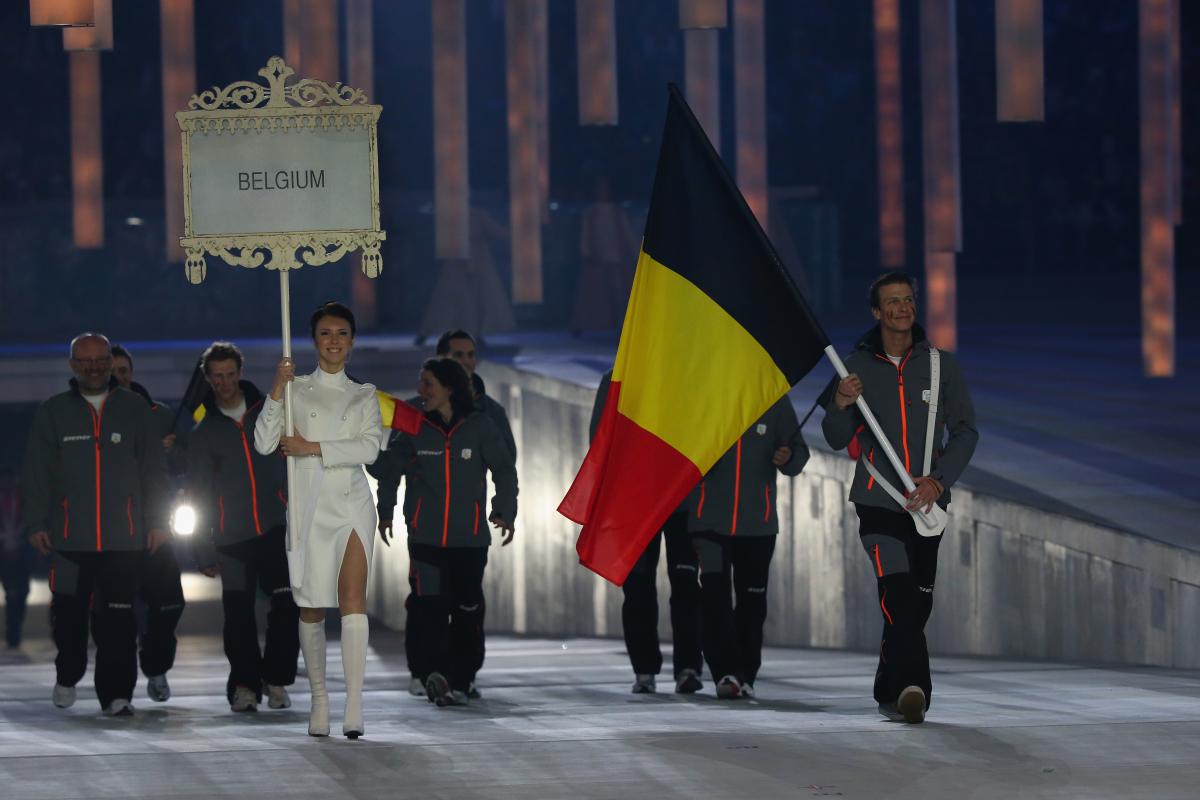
[265,684,291,709]
[230,685,259,712]
[741,682,756,699]
[146,674,170,702]
[104,698,134,717]
[408,676,426,697]
[897,685,926,724]
[447,689,469,706]
[716,675,742,699]
[631,674,656,694]
[52,684,76,709]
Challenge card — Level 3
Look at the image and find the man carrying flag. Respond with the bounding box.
[559,85,829,585]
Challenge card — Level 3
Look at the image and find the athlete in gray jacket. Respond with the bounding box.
[689,395,809,699]
[822,272,978,724]
[20,333,168,715]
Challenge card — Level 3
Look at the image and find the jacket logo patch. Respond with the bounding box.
[755,424,767,435]
[110,432,122,444]
[461,448,472,460]
[62,434,92,443]
[921,390,931,404]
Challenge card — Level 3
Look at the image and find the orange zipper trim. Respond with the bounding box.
[696,482,706,518]
[237,425,263,535]
[880,587,894,625]
[763,484,771,522]
[873,544,884,577]
[440,422,465,547]
[88,396,109,551]
[126,496,133,536]
[731,438,742,535]
[473,501,480,535]
[61,498,69,539]
[218,496,225,533]
[411,496,422,530]
[867,448,876,491]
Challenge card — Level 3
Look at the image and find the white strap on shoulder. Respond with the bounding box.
[923,347,940,478]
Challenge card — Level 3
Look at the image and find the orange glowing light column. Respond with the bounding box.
[161,0,194,261]
[1139,0,1175,376]
[995,0,1044,122]
[433,0,469,261]
[874,0,906,267]
[69,51,103,248]
[346,0,377,328]
[733,0,767,229]
[576,0,618,125]
[919,0,961,351]
[507,0,543,303]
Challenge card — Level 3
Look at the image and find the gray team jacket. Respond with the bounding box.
[20,379,168,552]
[369,410,518,548]
[821,324,978,513]
[688,396,809,537]
[186,381,287,557]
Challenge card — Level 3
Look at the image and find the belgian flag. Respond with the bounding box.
[558,85,829,584]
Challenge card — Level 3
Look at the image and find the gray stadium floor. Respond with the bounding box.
[2,630,1199,800]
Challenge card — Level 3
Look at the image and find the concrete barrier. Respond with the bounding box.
[368,362,1200,669]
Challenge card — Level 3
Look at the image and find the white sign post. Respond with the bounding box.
[176,57,386,552]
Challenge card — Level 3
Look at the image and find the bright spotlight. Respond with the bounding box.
[171,504,197,536]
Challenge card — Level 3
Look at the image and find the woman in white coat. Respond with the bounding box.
[255,301,384,739]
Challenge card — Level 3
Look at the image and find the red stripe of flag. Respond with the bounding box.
[559,380,701,584]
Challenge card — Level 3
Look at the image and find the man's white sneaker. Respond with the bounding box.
[104,698,134,717]
[146,674,170,702]
[675,669,703,694]
[631,674,656,694]
[52,684,76,709]
[897,685,926,724]
[265,684,291,709]
[741,682,756,699]
[716,675,743,699]
[408,676,426,697]
[447,689,469,706]
[230,686,259,712]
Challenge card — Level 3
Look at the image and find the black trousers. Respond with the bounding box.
[137,541,186,678]
[694,533,776,686]
[50,550,141,708]
[1,545,32,647]
[407,543,488,692]
[856,504,942,708]
[621,512,702,678]
[217,526,299,700]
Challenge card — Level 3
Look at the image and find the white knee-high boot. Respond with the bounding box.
[340,613,368,738]
[298,620,329,736]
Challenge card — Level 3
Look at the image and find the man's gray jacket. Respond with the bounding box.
[21,379,168,552]
[821,324,977,513]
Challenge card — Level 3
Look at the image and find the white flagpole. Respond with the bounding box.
[823,344,947,537]
[823,344,916,494]
[280,270,299,552]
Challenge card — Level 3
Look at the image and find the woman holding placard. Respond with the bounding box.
[255,301,384,739]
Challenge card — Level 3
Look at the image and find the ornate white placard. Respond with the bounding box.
[176,57,386,283]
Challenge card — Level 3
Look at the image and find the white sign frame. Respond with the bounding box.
[176,57,386,283]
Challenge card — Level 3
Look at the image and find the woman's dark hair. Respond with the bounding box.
[422,357,475,418]
[310,301,356,339]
